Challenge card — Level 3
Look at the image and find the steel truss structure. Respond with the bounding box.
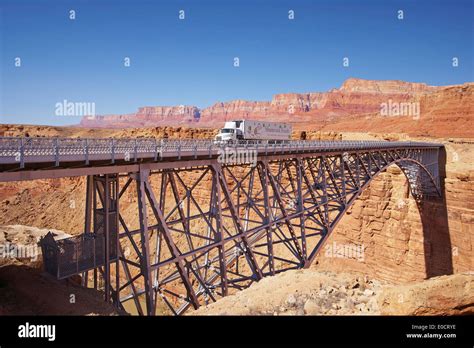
[0,137,442,315]
[76,145,442,315]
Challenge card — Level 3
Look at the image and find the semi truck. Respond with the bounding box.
[214,120,292,143]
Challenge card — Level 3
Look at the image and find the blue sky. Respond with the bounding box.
[0,0,472,125]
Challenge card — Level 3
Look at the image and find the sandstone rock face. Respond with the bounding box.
[0,124,218,139]
[199,100,272,122]
[340,78,437,94]
[136,106,200,122]
[77,78,473,137]
[319,83,474,138]
[198,78,431,124]
[377,273,474,315]
[312,154,474,284]
[313,167,428,283]
[80,105,200,128]
[271,93,312,112]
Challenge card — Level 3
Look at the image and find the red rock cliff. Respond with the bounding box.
[78,78,470,136]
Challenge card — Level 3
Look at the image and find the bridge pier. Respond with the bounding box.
[81,174,119,307]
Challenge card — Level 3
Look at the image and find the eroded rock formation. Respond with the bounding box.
[77,78,473,136]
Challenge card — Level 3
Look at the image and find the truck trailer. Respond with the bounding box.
[214,120,292,143]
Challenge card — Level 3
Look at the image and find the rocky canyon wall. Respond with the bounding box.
[313,162,473,284]
[78,78,473,136]
[319,83,474,138]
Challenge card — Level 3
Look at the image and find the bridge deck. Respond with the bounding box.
[0,137,443,182]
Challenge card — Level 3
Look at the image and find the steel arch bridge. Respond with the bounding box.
[0,137,444,315]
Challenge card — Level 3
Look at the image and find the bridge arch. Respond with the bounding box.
[300,154,450,284]
[249,152,443,267]
[316,157,443,238]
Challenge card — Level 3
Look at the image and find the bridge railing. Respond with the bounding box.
[0,136,442,168]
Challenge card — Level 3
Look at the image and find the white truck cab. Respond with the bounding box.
[215,120,292,144]
[214,121,244,143]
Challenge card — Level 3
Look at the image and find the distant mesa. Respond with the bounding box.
[80,105,201,128]
[79,78,473,134]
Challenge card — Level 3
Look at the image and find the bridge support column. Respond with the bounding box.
[134,169,156,315]
[82,174,119,307]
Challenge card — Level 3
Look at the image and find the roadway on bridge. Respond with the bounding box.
[0,137,443,182]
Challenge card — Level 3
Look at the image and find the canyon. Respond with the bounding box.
[0,125,472,315]
[0,77,473,315]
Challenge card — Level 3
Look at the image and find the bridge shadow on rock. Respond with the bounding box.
[0,263,124,315]
[419,146,453,278]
